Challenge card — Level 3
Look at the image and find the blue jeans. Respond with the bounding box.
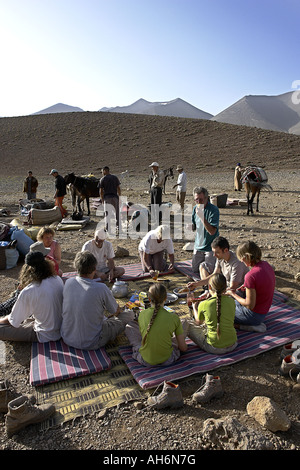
[234,300,267,326]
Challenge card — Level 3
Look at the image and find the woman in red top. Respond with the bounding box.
[227,241,275,332]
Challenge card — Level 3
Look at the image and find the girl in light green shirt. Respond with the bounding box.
[188,273,238,354]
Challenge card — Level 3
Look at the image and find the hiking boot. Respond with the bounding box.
[192,374,224,404]
[0,380,36,413]
[5,395,55,437]
[280,340,300,359]
[279,354,300,376]
[147,381,184,410]
[292,348,300,367]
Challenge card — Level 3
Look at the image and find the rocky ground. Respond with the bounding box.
[0,112,300,453]
[0,168,300,453]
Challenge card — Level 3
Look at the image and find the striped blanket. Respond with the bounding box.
[30,340,111,386]
[62,262,174,282]
[119,291,300,389]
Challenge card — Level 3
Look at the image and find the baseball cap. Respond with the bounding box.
[49,169,58,175]
[149,162,159,167]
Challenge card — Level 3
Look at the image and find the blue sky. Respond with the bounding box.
[0,0,299,117]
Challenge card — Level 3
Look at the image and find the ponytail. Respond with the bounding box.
[141,283,167,346]
[208,273,227,340]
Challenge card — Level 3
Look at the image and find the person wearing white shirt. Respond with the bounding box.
[139,225,174,277]
[81,228,125,282]
[0,251,63,342]
[173,165,187,209]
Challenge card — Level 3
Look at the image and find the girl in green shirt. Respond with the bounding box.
[125,283,188,366]
[188,273,238,354]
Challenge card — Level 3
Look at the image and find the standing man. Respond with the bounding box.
[192,187,219,279]
[98,166,121,234]
[49,169,67,217]
[23,171,38,200]
[234,163,243,191]
[173,165,187,210]
[149,162,164,225]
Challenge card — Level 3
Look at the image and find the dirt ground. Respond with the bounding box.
[0,167,300,452]
[0,112,300,452]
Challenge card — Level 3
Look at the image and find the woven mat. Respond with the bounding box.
[36,273,190,429]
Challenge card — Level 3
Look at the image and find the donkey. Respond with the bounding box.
[242,166,272,215]
[64,173,100,215]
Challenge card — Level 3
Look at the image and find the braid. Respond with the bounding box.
[141,283,167,347]
[142,303,160,346]
[208,272,227,341]
[216,291,222,339]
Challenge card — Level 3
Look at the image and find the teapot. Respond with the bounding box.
[111,280,129,298]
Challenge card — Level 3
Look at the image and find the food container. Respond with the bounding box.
[111,280,129,298]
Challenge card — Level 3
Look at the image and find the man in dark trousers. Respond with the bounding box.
[98,166,121,234]
[49,169,67,217]
[23,171,38,200]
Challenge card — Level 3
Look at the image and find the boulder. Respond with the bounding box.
[246,396,291,432]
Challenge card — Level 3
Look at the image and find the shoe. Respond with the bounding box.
[292,348,300,367]
[239,323,266,333]
[280,340,300,359]
[147,381,184,410]
[0,380,36,413]
[279,354,300,376]
[192,374,224,404]
[5,395,55,437]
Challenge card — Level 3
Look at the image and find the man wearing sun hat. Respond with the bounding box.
[173,165,187,210]
[149,162,164,224]
[81,227,125,282]
[49,169,67,217]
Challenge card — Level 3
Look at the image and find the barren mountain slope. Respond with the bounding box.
[0,111,299,179]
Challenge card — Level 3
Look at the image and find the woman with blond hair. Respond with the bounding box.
[228,241,275,332]
[30,226,62,275]
[188,273,237,354]
[125,283,187,366]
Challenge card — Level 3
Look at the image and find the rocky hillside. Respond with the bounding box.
[0,111,299,178]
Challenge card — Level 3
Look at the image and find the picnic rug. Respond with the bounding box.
[34,270,300,429]
[119,290,300,389]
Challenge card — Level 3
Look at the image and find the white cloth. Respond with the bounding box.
[8,276,64,342]
[61,276,118,349]
[81,239,115,271]
[138,229,174,255]
[176,171,187,192]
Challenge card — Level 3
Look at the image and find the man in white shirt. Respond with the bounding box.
[81,228,125,282]
[138,225,174,276]
[173,165,187,209]
[61,251,134,349]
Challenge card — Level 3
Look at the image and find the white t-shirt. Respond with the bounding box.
[138,230,174,255]
[176,171,187,192]
[61,276,118,349]
[81,239,115,271]
[8,276,64,342]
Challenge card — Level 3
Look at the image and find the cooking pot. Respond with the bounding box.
[111,280,129,298]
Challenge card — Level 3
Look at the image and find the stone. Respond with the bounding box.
[246,396,291,432]
[201,416,274,450]
[114,246,129,257]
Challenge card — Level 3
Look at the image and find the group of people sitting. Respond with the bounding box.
[0,214,276,371]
